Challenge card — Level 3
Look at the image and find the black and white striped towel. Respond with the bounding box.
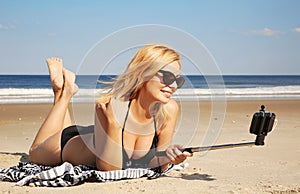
[0,162,174,187]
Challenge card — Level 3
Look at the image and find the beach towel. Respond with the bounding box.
[0,162,174,187]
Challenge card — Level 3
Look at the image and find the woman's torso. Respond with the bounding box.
[62,97,159,168]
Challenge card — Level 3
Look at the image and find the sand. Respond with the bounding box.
[0,100,299,194]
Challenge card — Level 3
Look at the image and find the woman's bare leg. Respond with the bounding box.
[47,58,64,102]
[46,58,74,129]
[29,58,77,165]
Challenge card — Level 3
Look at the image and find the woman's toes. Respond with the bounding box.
[62,68,78,97]
[46,58,64,92]
[73,83,79,95]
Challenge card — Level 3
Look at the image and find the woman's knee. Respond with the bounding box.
[28,144,61,166]
[28,147,39,164]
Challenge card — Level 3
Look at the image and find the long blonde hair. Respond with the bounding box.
[97,44,181,124]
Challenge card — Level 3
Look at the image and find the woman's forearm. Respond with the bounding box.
[94,106,123,171]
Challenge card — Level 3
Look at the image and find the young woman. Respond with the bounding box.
[29,44,192,171]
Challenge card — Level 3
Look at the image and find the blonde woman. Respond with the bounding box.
[29,44,192,171]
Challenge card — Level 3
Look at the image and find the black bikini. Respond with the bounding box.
[60,125,94,162]
[121,100,159,169]
[60,100,158,169]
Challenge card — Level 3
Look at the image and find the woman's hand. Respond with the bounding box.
[166,144,193,165]
[95,98,120,132]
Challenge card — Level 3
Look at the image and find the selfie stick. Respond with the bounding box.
[156,105,276,156]
[182,141,255,153]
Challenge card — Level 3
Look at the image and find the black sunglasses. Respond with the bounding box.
[158,70,185,88]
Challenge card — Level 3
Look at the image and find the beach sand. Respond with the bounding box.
[0,100,299,194]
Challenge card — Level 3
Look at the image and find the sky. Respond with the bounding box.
[0,0,300,75]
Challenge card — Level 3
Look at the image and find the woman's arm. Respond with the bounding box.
[150,99,192,170]
[94,97,123,171]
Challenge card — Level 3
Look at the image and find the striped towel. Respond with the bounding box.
[0,162,174,187]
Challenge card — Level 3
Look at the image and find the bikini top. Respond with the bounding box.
[111,97,158,169]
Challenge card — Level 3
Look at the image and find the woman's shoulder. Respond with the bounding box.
[164,99,179,114]
[156,99,179,135]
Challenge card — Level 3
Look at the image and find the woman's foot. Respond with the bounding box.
[61,68,78,99]
[46,58,64,96]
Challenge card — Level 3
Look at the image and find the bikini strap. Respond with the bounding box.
[153,116,158,147]
[121,99,132,148]
[152,115,162,172]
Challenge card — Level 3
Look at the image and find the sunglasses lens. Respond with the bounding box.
[162,71,176,85]
[176,77,185,88]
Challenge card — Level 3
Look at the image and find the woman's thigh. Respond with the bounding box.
[62,135,96,166]
[29,132,62,166]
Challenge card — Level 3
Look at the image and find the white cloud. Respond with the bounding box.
[7,23,16,29]
[0,23,16,30]
[249,28,282,36]
[0,24,7,30]
[293,28,300,33]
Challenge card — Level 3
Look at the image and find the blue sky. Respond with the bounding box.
[0,0,299,75]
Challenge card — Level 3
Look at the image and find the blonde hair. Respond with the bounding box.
[97,44,181,124]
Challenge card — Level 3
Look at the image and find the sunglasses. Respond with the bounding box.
[158,70,185,88]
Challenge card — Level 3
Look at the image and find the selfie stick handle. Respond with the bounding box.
[183,141,255,153]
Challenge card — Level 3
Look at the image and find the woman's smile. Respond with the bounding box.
[160,88,173,98]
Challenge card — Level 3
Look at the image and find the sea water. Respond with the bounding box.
[0,75,299,104]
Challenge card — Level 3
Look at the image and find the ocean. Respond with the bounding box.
[0,75,300,104]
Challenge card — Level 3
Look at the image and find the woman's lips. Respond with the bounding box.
[160,89,172,98]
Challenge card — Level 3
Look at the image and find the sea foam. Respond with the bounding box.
[1,86,300,104]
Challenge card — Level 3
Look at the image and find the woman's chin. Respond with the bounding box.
[157,93,171,104]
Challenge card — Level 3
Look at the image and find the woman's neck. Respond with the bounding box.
[131,92,156,123]
[131,99,150,121]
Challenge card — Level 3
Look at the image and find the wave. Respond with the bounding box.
[0,86,300,104]
[174,86,300,100]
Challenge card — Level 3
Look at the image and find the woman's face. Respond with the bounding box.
[142,61,181,104]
